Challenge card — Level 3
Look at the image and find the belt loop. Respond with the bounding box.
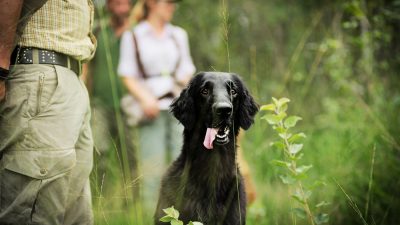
[67,57,71,69]
[32,48,39,64]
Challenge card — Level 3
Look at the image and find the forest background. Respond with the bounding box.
[91,0,400,224]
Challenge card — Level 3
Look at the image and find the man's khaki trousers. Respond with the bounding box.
[0,64,94,225]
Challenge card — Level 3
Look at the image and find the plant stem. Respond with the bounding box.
[276,106,315,225]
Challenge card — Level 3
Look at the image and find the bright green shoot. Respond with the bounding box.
[261,97,329,225]
[159,206,203,225]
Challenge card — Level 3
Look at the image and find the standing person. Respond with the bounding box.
[0,0,96,224]
[83,0,136,191]
[117,0,195,211]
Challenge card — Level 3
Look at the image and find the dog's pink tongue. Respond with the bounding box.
[203,128,218,150]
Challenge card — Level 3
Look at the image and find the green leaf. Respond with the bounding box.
[272,97,279,105]
[276,112,287,121]
[188,222,203,225]
[296,153,304,160]
[278,98,290,107]
[160,216,175,222]
[292,190,312,204]
[316,201,331,208]
[308,180,327,190]
[314,213,329,224]
[281,103,288,112]
[291,193,305,204]
[162,206,179,219]
[270,141,285,150]
[274,126,286,134]
[295,165,313,175]
[171,219,184,225]
[284,116,302,128]
[292,208,307,219]
[289,144,303,155]
[288,133,307,143]
[271,160,291,168]
[279,175,296,184]
[279,132,292,139]
[260,104,275,111]
[261,114,280,125]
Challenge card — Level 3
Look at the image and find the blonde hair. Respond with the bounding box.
[130,0,150,24]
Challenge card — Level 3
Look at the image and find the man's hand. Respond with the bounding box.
[0,80,6,101]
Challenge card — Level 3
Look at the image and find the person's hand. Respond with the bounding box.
[0,80,5,101]
[140,96,160,119]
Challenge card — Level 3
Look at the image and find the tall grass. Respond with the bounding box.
[90,0,400,224]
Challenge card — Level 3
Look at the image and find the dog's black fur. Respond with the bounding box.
[154,72,259,225]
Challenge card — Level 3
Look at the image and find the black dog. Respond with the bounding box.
[154,72,259,225]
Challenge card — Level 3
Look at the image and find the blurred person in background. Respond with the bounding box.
[117,0,195,212]
[0,0,96,224]
[82,0,138,195]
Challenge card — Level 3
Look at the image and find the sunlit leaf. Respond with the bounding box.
[289,144,303,155]
[288,133,307,143]
[276,112,287,121]
[271,160,291,168]
[272,97,279,105]
[316,201,331,208]
[295,165,313,175]
[160,216,175,222]
[278,98,290,107]
[279,132,292,139]
[171,219,183,225]
[162,206,179,219]
[274,126,286,134]
[284,116,302,128]
[280,103,288,113]
[261,114,280,125]
[188,222,204,225]
[260,104,275,111]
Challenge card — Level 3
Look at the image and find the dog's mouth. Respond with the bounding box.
[203,125,230,150]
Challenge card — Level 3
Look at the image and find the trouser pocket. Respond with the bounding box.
[0,169,42,224]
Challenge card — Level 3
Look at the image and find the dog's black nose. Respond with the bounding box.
[215,102,232,117]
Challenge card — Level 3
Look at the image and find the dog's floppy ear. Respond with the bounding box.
[234,75,259,130]
[170,82,196,130]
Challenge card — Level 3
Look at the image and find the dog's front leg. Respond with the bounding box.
[222,182,247,225]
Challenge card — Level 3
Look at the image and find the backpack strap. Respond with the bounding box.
[132,31,148,79]
[132,30,181,80]
[170,33,181,79]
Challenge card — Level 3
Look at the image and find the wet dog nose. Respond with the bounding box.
[214,102,233,117]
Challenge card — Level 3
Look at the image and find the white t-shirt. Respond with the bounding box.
[118,21,196,110]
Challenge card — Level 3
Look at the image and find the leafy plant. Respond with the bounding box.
[159,206,203,225]
[261,97,329,225]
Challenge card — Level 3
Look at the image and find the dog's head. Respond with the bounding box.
[171,72,259,149]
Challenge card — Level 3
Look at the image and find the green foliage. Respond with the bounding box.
[159,207,203,225]
[91,0,400,224]
[262,98,329,225]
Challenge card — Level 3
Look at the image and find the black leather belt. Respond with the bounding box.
[10,46,81,75]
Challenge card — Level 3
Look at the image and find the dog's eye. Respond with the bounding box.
[230,89,237,96]
[201,88,209,96]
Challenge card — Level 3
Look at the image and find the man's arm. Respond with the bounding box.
[0,0,23,68]
[0,0,23,100]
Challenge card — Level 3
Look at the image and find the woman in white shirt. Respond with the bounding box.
[117,0,195,211]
